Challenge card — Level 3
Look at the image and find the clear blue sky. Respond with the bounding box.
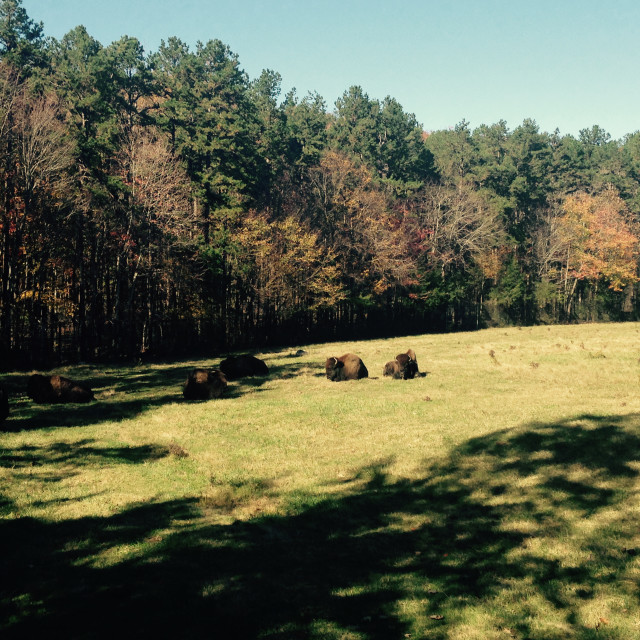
[21,0,640,140]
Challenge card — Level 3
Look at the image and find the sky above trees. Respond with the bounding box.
[20,0,640,141]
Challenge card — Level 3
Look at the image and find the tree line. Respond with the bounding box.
[0,0,638,368]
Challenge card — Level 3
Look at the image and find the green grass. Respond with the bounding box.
[1,322,640,638]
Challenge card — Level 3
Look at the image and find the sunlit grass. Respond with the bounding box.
[1,322,640,638]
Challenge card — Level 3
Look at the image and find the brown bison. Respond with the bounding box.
[383,349,420,380]
[219,355,269,380]
[183,368,227,400]
[325,353,368,382]
[0,384,8,424]
[383,360,403,379]
[27,374,95,403]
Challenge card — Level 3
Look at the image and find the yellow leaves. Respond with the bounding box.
[311,150,416,291]
[559,190,639,291]
[18,289,36,300]
[234,210,345,309]
[373,278,390,296]
[474,247,505,281]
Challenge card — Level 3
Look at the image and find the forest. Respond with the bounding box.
[0,0,639,368]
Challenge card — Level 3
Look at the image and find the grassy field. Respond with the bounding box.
[1,322,640,639]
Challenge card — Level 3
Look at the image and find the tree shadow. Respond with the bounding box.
[268,361,317,380]
[0,439,171,483]
[1,356,333,430]
[226,357,325,393]
[2,413,640,638]
[2,363,238,430]
[3,393,184,431]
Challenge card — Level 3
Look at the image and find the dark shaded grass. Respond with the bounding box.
[0,357,316,430]
[2,414,640,638]
[0,440,170,482]
[1,365,194,430]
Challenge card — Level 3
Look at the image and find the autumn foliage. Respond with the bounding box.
[558,190,638,292]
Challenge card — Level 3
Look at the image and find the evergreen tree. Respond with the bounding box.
[0,0,45,74]
[378,96,435,185]
[331,85,380,169]
[248,69,289,212]
[425,120,474,185]
[283,89,329,171]
[331,86,434,185]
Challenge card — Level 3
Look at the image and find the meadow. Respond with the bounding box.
[1,322,640,639]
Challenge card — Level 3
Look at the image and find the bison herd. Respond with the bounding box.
[0,348,424,427]
[325,348,423,382]
[182,354,271,401]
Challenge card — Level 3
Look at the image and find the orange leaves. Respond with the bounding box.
[474,247,505,281]
[559,190,639,291]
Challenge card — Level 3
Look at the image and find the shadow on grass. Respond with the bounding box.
[1,358,327,430]
[4,393,185,431]
[2,362,264,430]
[1,365,194,430]
[0,349,355,431]
[2,413,640,638]
[223,357,326,396]
[0,439,171,482]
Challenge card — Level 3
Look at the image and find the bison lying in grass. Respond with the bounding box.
[325,354,368,382]
[0,384,8,424]
[383,349,421,380]
[27,374,95,403]
[183,368,228,400]
[219,355,269,380]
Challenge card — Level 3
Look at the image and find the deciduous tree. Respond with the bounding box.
[557,189,639,315]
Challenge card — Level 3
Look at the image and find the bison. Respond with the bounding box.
[27,373,95,403]
[383,349,420,380]
[325,353,368,382]
[183,368,227,400]
[383,359,403,379]
[219,355,269,380]
[0,384,8,425]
